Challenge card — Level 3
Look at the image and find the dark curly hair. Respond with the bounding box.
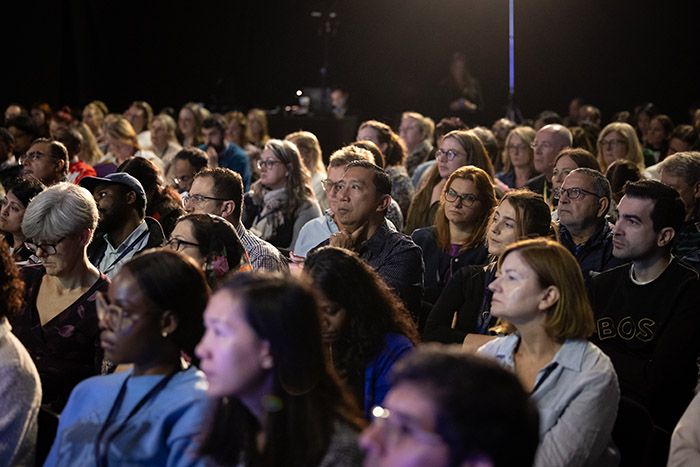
[304,246,419,398]
[0,237,24,318]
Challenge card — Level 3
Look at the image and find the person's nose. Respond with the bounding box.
[358,422,385,458]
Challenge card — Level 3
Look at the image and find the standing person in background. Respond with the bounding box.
[440,52,483,125]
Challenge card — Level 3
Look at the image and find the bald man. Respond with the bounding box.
[525,124,572,203]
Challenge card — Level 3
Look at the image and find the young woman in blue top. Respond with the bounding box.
[305,246,419,419]
[478,239,619,467]
[45,249,210,467]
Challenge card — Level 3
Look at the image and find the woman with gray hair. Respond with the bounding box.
[242,139,321,251]
[11,182,109,414]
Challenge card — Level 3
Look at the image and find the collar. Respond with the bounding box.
[493,334,587,373]
[104,220,148,251]
[560,220,611,248]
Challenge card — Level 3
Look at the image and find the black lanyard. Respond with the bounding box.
[94,368,179,466]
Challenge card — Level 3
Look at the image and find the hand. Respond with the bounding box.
[329,224,367,250]
[206,146,219,167]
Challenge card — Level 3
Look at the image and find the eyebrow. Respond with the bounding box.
[621,213,643,223]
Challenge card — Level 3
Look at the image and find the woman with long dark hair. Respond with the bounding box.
[196,273,364,467]
[45,249,210,466]
[305,246,419,418]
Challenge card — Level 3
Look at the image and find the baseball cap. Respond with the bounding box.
[79,172,146,203]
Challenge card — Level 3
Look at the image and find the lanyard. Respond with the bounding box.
[98,229,149,274]
[94,368,179,466]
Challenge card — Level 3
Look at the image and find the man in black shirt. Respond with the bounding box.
[589,180,700,432]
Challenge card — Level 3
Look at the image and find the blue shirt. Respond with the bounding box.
[479,335,619,467]
[363,333,413,418]
[44,366,209,467]
[199,143,252,191]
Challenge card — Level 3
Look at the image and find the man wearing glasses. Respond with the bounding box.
[558,168,624,283]
[20,138,69,187]
[184,167,287,272]
[525,124,572,203]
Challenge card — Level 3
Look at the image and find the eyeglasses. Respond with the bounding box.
[257,159,283,170]
[369,406,444,447]
[506,143,530,152]
[556,187,601,200]
[95,292,144,333]
[165,237,201,251]
[444,188,479,207]
[435,148,466,162]
[321,178,342,193]
[24,237,65,255]
[20,151,48,164]
[183,193,230,205]
[600,139,627,149]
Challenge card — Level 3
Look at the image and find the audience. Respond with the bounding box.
[497,125,537,189]
[185,167,288,272]
[411,165,494,307]
[400,111,435,177]
[285,130,328,210]
[305,246,419,418]
[171,147,208,194]
[0,127,21,188]
[525,124,572,203]
[242,139,321,251]
[359,345,540,467]
[177,102,205,147]
[149,113,182,180]
[245,108,270,149]
[196,273,365,466]
[589,180,700,433]
[21,137,69,186]
[6,115,39,157]
[550,148,601,217]
[0,238,41,467]
[80,173,165,278]
[479,238,619,466]
[12,183,109,413]
[102,115,163,174]
[596,122,645,173]
[424,190,552,345]
[81,101,108,147]
[45,250,209,466]
[201,114,252,190]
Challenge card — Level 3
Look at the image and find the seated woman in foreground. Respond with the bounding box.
[45,249,210,466]
[478,238,619,467]
[305,246,419,418]
[196,273,365,467]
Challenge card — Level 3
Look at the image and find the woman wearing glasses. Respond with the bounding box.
[242,139,321,252]
[596,122,645,173]
[411,166,495,310]
[167,213,248,288]
[496,126,537,189]
[44,249,210,466]
[404,129,495,234]
[11,183,109,413]
[196,272,364,466]
[550,148,600,220]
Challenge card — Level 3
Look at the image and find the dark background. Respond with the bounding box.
[3,0,700,127]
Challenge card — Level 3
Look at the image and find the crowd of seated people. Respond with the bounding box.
[1,95,700,467]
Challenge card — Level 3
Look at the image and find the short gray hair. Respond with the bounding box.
[22,182,98,241]
[570,167,611,203]
[659,151,700,186]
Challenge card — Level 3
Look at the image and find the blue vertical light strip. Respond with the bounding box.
[509,0,515,96]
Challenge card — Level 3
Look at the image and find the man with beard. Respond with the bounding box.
[200,115,251,191]
[80,173,164,277]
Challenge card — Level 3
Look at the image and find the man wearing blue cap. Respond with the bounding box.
[80,172,165,277]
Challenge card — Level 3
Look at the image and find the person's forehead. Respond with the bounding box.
[174,158,195,172]
[561,172,593,189]
[28,142,50,154]
[94,183,123,194]
[190,176,215,194]
[660,171,688,189]
[618,195,654,219]
[343,166,374,182]
[385,383,438,427]
[327,165,346,180]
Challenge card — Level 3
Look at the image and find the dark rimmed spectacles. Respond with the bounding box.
[24,237,65,255]
[165,237,201,251]
[444,188,479,207]
[321,178,342,193]
[556,187,601,200]
[435,148,466,162]
[183,193,231,205]
[257,159,283,170]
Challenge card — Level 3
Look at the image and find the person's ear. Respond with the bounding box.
[693,181,700,200]
[596,196,610,218]
[160,310,179,338]
[657,226,675,248]
[79,228,93,247]
[220,200,236,219]
[125,190,137,206]
[538,285,560,312]
[375,194,391,212]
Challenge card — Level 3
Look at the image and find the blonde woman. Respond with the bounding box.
[596,122,645,172]
[102,115,163,175]
[497,126,537,188]
[286,130,328,210]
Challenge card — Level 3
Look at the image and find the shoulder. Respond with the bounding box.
[589,263,630,288]
[410,226,435,243]
[478,334,518,358]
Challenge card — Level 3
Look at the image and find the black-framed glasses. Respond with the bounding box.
[24,237,66,255]
[257,159,283,170]
[183,193,230,205]
[435,148,466,162]
[165,237,201,251]
[444,188,479,207]
[556,187,601,200]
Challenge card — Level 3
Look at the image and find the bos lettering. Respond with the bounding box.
[596,317,655,342]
